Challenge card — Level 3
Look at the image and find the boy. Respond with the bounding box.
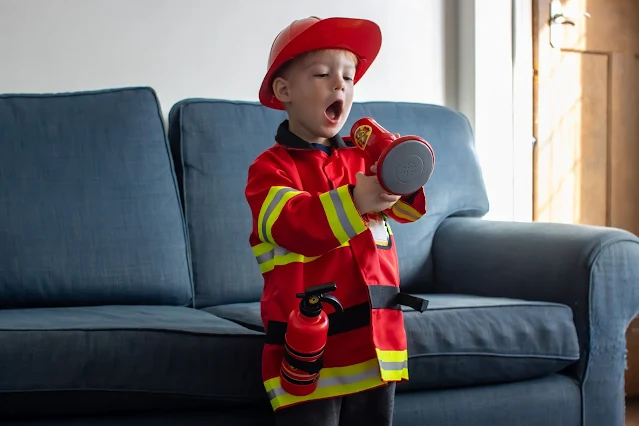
[245,16,428,426]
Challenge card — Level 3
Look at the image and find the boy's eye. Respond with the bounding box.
[315,73,329,77]
[344,76,354,81]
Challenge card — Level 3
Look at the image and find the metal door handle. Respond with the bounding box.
[549,0,591,47]
[551,11,591,26]
[550,0,591,26]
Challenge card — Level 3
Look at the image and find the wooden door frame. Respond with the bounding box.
[513,0,534,222]
[530,0,539,223]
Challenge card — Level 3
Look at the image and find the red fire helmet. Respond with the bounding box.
[259,16,382,110]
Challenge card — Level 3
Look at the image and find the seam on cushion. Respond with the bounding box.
[163,98,479,116]
[209,303,568,311]
[0,388,265,401]
[167,101,195,306]
[408,352,580,360]
[403,303,572,311]
[0,86,151,100]
[147,88,195,308]
[208,318,264,333]
[0,328,264,336]
[177,102,198,308]
[200,302,261,310]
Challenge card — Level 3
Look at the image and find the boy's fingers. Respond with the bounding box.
[379,193,400,202]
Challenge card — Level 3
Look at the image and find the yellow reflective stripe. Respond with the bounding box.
[252,242,276,273]
[376,349,407,363]
[376,349,409,381]
[391,200,422,222]
[258,186,303,244]
[319,185,367,245]
[337,185,366,233]
[381,213,393,235]
[264,358,385,411]
[380,367,408,381]
[252,241,349,273]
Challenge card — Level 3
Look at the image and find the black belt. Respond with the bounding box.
[265,286,428,345]
[368,285,429,312]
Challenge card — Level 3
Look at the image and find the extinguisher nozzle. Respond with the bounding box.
[297,282,344,316]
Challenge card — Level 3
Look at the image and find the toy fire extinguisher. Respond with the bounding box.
[280,282,344,396]
[350,117,435,196]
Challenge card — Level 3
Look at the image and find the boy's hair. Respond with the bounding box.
[272,49,359,83]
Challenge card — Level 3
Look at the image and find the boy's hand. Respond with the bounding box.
[353,163,401,215]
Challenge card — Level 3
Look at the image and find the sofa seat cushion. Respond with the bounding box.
[397,294,579,391]
[0,305,266,418]
[206,294,580,393]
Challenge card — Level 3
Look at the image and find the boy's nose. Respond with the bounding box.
[334,79,345,91]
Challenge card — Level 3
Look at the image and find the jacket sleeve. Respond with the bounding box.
[383,187,427,223]
[245,153,369,258]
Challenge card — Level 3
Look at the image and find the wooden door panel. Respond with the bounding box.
[534,49,609,225]
[578,52,608,226]
[534,0,639,234]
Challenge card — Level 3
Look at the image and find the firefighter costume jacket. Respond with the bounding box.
[245,120,428,412]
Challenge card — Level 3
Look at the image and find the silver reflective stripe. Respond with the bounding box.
[256,245,291,266]
[379,360,407,371]
[274,246,290,256]
[267,365,380,400]
[261,188,297,244]
[328,189,357,239]
[393,203,420,221]
[256,250,274,265]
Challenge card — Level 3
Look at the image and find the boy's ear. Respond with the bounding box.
[272,77,291,104]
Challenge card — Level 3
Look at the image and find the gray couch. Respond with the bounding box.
[1,86,638,426]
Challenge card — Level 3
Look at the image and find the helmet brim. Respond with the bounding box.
[259,17,382,110]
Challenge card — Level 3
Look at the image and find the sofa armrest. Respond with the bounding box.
[431,217,639,425]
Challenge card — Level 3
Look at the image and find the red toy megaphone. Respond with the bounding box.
[350,117,435,196]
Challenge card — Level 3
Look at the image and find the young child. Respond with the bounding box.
[245,16,428,426]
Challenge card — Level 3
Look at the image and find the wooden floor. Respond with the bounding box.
[628,399,639,425]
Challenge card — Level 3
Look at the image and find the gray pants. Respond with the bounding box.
[274,382,396,426]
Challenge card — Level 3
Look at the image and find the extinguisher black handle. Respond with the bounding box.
[297,282,337,298]
[296,282,344,316]
[319,294,344,313]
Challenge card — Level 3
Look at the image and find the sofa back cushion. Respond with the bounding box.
[168,99,488,308]
[0,87,193,308]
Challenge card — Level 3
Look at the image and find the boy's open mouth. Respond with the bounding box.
[325,100,343,122]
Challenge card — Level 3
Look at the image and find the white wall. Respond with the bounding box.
[457,0,533,222]
[0,0,533,223]
[458,0,515,222]
[0,0,457,114]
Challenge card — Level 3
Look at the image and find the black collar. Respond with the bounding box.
[275,120,352,152]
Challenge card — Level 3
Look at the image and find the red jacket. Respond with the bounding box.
[245,120,428,411]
